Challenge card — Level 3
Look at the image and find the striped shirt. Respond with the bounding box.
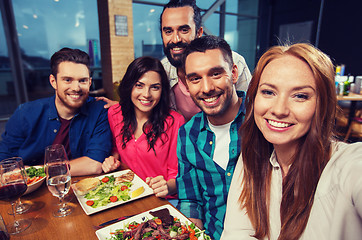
[176,91,246,240]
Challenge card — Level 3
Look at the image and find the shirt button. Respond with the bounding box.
[54,129,57,133]
[209,141,213,145]
[227,172,231,176]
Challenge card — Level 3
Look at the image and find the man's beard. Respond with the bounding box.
[163,42,189,68]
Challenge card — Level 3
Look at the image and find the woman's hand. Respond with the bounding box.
[146,176,172,198]
[102,156,121,173]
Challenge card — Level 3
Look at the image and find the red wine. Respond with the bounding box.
[0,230,9,240]
[0,183,27,201]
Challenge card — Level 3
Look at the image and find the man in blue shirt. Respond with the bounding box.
[176,35,246,240]
[0,48,112,176]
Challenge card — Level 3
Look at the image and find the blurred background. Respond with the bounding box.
[1,0,361,141]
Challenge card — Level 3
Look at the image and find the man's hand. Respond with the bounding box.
[96,96,118,109]
[189,218,204,230]
[146,176,169,198]
[102,156,121,173]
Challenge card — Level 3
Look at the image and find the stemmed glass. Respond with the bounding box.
[0,213,10,240]
[4,157,32,215]
[0,159,32,234]
[44,144,73,217]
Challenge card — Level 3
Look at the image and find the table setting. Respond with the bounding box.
[0,144,200,240]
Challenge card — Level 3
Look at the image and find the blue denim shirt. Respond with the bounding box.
[0,96,112,165]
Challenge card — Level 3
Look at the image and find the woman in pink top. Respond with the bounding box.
[102,56,185,199]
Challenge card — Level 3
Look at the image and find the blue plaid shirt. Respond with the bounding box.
[176,91,246,240]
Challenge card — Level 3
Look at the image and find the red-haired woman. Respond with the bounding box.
[221,43,362,240]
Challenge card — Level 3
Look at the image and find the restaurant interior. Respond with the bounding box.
[0,1,361,239]
[1,0,361,142]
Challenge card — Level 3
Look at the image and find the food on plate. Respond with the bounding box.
[72,177,101,195]
[26,166,46,185]
[108,208,211,240]
[115,171,134,185]
[84,174,133,208]
[131,186,145,198]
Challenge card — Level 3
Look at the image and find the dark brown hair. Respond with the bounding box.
[50,47,90,77]
[115,56,172,152]
[239,43,336,240]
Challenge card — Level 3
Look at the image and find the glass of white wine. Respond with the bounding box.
[44,144,72,217]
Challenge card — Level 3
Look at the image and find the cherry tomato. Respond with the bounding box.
[155,218,162,225]
[188,226,195,237]
[180,226,187,234]
[86,200,94,206]
[109,196,118,202]
[129,223,139,230]
[102,177,109,183]
[121,185,128,191]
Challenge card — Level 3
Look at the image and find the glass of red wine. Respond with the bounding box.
[0,159,31,234]
[44,144,73,217]
[0,214,9,240]
[4,157,32,215]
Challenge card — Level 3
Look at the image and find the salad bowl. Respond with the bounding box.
[24,165,46,195]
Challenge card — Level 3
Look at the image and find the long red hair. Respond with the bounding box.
[239,43,336,239]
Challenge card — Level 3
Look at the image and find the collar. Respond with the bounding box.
[269,150,281,168]
[200,90,246,131]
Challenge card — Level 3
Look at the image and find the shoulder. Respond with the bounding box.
[331,141,362,163]
[161,56,170,66]
[321,141,362,189]
[231,51,247,64]
[169,110,184,122]
[15,96,53,115]
[180,112,204,132]
[108,103,121,114]
[108,104,123,121]
[84,96,107,109]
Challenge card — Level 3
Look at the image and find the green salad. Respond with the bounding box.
[84,175,133,208]
[26,166,46,178]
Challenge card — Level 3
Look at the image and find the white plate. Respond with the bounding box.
[24,165,46,195]
[73,170,154,215]
[95,204,207,240]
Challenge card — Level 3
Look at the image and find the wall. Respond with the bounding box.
[97,0,134,99]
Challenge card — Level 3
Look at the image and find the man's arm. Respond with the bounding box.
[95,96,118,109]
[72,101,112,175]
[69,156,102,176]
[176,127,204,226]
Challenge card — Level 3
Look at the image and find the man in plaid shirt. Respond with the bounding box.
[176,35,246,240]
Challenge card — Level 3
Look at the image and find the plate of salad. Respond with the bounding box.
[95,204,211,240]
[73,170,154,215]
[24,166,46,195]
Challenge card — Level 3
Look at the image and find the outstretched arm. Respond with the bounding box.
[69,156,102,176]
[95,96,118,109]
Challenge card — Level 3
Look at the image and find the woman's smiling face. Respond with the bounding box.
[131,71,162,118]
[254,55,317,149]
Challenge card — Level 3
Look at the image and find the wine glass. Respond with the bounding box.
[44,144,73,217]
[0,214,9,240]
[0,159,32,234]
[3,157,32,215]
